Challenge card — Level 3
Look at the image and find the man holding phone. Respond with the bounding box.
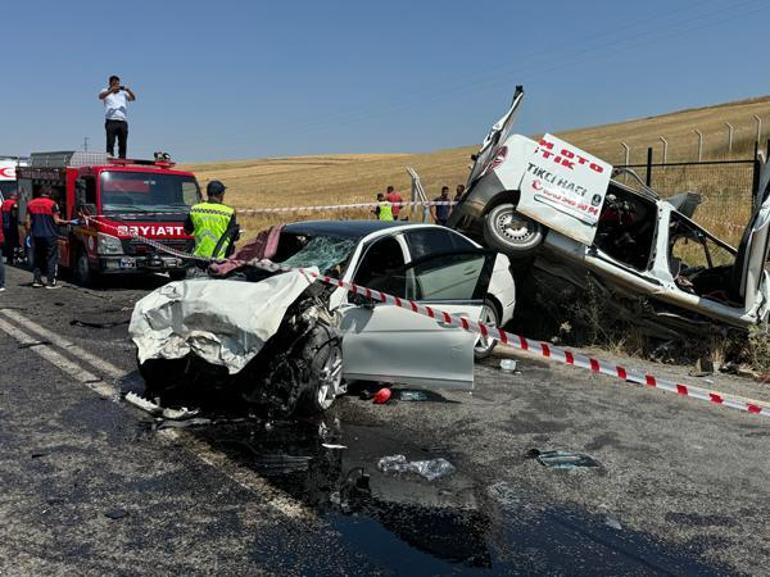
[98,75,136,159]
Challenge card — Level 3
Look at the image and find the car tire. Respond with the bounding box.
[73,245,94,286]
[474,297,501,360]
[483,203,544,256]
[298,323,344,415]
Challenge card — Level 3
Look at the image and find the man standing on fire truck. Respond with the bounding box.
[98,75,136,159]
[185,180,239,262]
[25,187,71,289]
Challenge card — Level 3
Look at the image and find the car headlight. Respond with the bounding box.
[97,233,124,255]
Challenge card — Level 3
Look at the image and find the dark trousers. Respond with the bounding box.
[32,236,59,285]
[0,243,5,288]
[105,119,129,158]
[2,226,18,262]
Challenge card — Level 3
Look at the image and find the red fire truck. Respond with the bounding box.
[17,151,201,284]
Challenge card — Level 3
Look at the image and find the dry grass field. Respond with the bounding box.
[182,95,770,245]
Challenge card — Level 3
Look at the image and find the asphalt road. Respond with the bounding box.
[0,263,768,577]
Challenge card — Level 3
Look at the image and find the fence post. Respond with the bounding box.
[754,114,762,147]
[693,130,703,161]
[658,136,668,163]
[724,122,734,154]
[620,142,630,166]
[645,147,653,187]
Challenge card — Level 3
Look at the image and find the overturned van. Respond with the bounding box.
[448,86,770,331]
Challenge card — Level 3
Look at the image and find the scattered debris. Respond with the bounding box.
[528,449,601,470]
[30,451,48,459]
[161,406,200,421]
[397,390,429,402]
[689,357,714,377]
[70,318,129,329]
[377,455,456,481]
[321,443,348,450]
[605,516,623,530]
[372,387,392,405]
[499,359,518,373]
[104,508,128,520]
[487,481,520,508]
[124,392,162,416]
[155,418,213,430]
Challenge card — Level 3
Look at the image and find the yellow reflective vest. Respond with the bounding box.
[377,201,394,221]
[188,201,235,258]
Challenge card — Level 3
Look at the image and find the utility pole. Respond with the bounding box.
[83,136,89,152]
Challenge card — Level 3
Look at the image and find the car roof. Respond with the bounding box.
[282,220,432,241]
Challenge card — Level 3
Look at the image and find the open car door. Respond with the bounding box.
[466,86,525,186]
[734,161,770,315]
[339,249,495,389]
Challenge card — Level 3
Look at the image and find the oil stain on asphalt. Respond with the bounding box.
[189,411,738,577]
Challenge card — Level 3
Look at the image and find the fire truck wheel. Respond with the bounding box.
[73,246,94,286]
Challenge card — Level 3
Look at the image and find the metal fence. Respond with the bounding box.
[617,147,761,244]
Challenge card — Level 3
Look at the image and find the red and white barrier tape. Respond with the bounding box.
[91,199,458,220]
[86,215,770,420]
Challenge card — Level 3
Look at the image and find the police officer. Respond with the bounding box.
[184,180,239,260]
[1,192,19,264]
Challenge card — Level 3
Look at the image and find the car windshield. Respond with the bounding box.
[274,233,357,276]
[100,171,200,213]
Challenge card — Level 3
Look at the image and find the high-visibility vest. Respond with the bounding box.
[378,201,394,221]
[188,201,235,258]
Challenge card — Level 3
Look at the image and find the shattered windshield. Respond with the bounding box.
[276,234,357,275]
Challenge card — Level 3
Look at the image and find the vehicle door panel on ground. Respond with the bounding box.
[340,236,493,389]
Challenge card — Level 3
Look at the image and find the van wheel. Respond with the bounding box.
[483,203,544,256]
[73,246,94,286]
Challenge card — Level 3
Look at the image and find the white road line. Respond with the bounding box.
[0,317,117,398]
[0,309,315,522]
[0,309,127,380]
[158,429,318,522]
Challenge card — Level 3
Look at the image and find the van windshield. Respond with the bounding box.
[100,171,200,214]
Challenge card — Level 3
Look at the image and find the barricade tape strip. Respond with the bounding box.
[86,215,769,420]
[90,200,458,220]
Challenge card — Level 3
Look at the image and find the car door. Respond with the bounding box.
[736,183,770,314]
[339,236,494,389]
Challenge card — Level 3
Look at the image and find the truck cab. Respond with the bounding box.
[17,151,201,284]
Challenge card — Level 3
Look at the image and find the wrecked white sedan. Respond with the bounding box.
[449,86,770,331]
[131,221,514,415]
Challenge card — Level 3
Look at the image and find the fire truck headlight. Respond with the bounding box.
[97,233,124,255]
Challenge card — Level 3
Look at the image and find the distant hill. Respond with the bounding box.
[183,95,770,238]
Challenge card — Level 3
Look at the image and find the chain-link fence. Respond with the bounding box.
[617,157,759,246]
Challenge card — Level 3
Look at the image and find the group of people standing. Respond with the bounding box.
[0,188,73,292]
[374,183,465,226]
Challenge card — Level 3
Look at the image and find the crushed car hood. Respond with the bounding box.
[130,269,317,374]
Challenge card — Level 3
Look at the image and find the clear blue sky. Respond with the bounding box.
[2,0,767,162]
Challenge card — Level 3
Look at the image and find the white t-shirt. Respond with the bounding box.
[101,88,129,121]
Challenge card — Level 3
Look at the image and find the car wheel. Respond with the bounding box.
[474,298,500,360]
[299,324,344,414]
[73,245,94,286]
[483,203,544,256]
